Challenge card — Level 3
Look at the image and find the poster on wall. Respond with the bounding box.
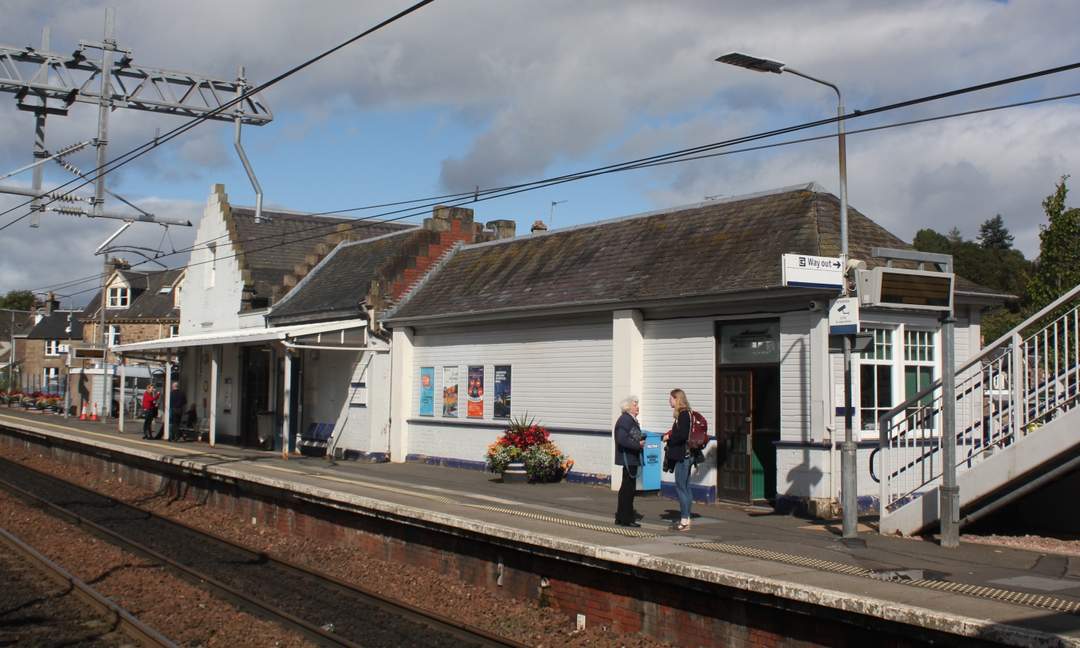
[467,365,485,418]
[419,367,434,416]
[493,365,511,419]
[442,366,459,417]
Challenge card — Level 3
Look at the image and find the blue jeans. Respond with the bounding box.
[674,458,692,520]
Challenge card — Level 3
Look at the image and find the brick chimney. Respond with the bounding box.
[44,292,59,315]
[530,220,548,234]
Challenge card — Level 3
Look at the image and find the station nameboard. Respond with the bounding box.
[781,254,843,291]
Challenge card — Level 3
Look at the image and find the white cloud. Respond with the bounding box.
[2,0,1080,289]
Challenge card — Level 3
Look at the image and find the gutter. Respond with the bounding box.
[384,286,832,327]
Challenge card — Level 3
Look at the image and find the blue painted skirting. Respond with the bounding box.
[340,449,389,463]
[658,481,717,504]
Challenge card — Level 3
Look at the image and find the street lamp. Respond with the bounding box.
[717,52,860,544]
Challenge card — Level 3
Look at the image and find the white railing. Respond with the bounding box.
[877,283,1080,516]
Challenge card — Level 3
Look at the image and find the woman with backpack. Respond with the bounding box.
[663,388,693,531]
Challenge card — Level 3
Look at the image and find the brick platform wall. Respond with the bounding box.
[0,429,995,648]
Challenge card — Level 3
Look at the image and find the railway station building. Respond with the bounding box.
[382,183,1007,511]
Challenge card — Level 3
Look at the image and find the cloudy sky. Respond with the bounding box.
[2,0,1079,305]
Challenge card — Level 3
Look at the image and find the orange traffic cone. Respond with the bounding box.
[90,403,99,422]
[79,404,87,421]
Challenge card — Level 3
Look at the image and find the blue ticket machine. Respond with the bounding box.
[637,431,662,491]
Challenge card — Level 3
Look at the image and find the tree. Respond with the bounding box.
[1027,175,1080,310]
[913,221,1032,343]
[0,290,37,311]
[978,214,1014,250]
[913,229,951,254]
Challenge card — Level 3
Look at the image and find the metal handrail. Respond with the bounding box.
[879,282,1080,425]
[879,282,1080,519]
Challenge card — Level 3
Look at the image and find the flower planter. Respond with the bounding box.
[501,461,528,483]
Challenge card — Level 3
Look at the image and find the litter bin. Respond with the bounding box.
[637,431,662,491]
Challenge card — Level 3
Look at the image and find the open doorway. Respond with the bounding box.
[716,320,782,504]
[240,347,271,448]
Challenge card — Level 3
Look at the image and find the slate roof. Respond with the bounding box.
[26,310,84,340]
[389,183,1006,322]
[268,228,427,325]
[229,207,413,304]
[82,268,184,323]
[0,309,35,342]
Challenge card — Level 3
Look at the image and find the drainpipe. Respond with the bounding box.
[234,65,263,224]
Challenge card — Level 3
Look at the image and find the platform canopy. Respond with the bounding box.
[112,319,366,353]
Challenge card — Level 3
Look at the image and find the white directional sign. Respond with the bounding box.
[781,254,844,290]
[829,297,860,335]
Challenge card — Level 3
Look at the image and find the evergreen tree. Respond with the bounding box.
[1028,176,1080,310]
[978,214,1014,250]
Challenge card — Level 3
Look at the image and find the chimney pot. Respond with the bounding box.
[530,220,548,234]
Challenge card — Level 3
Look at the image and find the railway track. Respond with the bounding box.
[0,523,175,647]
[0,456,529,648]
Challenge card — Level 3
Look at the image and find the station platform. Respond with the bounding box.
[1,408,1078,647]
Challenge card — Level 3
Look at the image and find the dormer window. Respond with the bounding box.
[107,285,129,308]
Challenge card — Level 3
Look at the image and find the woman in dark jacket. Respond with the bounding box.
[663,388,693,531]
[613,395,645,527]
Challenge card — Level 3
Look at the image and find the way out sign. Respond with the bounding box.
[781,254,843,290]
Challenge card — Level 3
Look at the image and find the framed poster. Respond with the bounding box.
[493,365,511,419]
[467,365,484,418]
[418,367,434,416]
[442,366,459,417]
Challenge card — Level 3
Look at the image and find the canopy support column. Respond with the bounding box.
[118,360,126,433]
[163,360,172,441]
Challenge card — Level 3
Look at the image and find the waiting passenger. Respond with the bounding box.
[613,395,645,527]
[141,384,159,440]
[663,388,693,531]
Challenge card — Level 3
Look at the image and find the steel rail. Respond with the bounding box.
[0,473,356,648]
[0,524,177,648]
[0,457,527,648]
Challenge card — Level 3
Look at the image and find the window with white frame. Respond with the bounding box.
[859,327,894,431]
[107,284,129,308]
[903,329,937,427]
[43,367,60,393]
[857,324,940,433]
[44,339,61,356]
[173,278,183,308]
[169,324,179,337]
[107,325,121,347]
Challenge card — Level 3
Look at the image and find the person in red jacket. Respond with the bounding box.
[141,384,159,439]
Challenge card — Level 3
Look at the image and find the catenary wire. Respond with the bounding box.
[5,57,1080,236]
[7,56,1080,270]
[0,0,439,230]
[46,87,1080,301]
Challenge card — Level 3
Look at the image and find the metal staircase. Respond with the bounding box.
[877,283,1080,535]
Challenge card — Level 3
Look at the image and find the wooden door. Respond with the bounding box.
[717,369,753,502]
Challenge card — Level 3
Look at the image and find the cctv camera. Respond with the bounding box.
[808,300,824,312]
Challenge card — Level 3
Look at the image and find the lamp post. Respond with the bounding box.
[717,52,861,543]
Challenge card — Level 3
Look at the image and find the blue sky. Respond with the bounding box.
[2,0,1079,304]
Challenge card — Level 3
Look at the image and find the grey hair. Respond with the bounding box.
[619,395,639,412]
